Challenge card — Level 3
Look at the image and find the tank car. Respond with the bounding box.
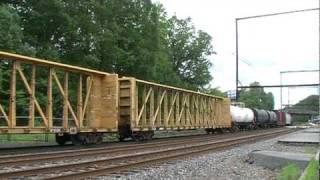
[266,111,277,127]
[230,106,254,129]
[251,109,269,128]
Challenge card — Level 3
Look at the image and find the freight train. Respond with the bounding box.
[0,51,291,145]
[230,105,292,131]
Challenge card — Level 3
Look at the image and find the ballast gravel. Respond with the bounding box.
[98,130,319,180]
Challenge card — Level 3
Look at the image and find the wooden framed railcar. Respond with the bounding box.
[118,78,232,140]
[0,51,232,144]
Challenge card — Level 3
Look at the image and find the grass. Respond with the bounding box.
[303,158,319,180]
[278,163,301,180]
[0,134,55,143]
[0,133,120,143]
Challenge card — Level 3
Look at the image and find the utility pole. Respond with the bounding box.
[318,0,320,118]
[235,8,319,102]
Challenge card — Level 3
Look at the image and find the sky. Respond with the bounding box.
[158,0,319,109]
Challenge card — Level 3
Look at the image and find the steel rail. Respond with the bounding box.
[0,129,294,179]
[48,129,294,180]
[49,129,293,180]
[0,130,257,166]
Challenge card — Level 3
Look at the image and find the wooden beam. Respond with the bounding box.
[175,92,180,126]
[63,72,68,129]
[29,65,35,128]
[135,82,139,127]
[77,75,83,128]
[177,94,188,125]
[8,62,17,128]
[152,90,166,125]
[0,51,109,76]
[163,91,168,127]
[16,64,48,127]
[137,86,152,124]
[0,104,9,125]
[82,76,93,121]
[136,79,224,100]
[47,68,53,128]
[52,70,79,127]
[149,87,154,127]
[166,92,178,126]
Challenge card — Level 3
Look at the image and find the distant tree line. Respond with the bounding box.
[238,82,274,110]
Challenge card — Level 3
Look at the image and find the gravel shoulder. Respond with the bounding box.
[99,130,319,180]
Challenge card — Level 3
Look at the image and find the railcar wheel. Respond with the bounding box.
[133,134,144,142]
[55,134,68,145]
[119,135,125,142]
[71,134,85,145]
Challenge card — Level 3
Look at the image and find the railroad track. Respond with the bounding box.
[0,132,208,155]
[0,130,256,166]
[0,128,294,179]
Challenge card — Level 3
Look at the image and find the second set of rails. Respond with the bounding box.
[0,128,295,179]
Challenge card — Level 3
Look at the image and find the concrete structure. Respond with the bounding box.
[278,128,320,144]
[249,150,314,169]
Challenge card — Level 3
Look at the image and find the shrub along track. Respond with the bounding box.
[0,128,295,179]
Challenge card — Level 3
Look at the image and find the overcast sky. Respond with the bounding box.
[158,0,319,109]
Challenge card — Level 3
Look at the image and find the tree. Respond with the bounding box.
[238,82,274,109]
[0,5,36,122]
[1,0,215,91]
[167,16,214,90]
[203,87,226,97]
[292,95,319,112]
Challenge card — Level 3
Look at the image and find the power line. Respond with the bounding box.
[235,7,320,100]
[239,83,320,88]
[237,8,319,21]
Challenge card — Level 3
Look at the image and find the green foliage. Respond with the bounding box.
[290,95,319,123]
[239,82,274,109]
[0,0,216,118]
[292,95,319,112]
[167,16,213,90]
[1,0,214,90]
[278,163,301,180]
[303,158,319,180]
[0,134,55,143]
[203,87,226,97]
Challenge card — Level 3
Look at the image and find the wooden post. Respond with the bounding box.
[175,92,179,126]
[163,91,168,127]
[142,85,147,126]
[149,87,154,127]
[29,65,35,128]
[77,75,83,128]
[8,62,17,128]
[47,68,53,128]
[156,89,162,126]
[135,82,139,127]
[63,72,68,129]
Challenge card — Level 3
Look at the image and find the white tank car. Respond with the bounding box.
[230,106,254,123]
[285,113,292,125]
